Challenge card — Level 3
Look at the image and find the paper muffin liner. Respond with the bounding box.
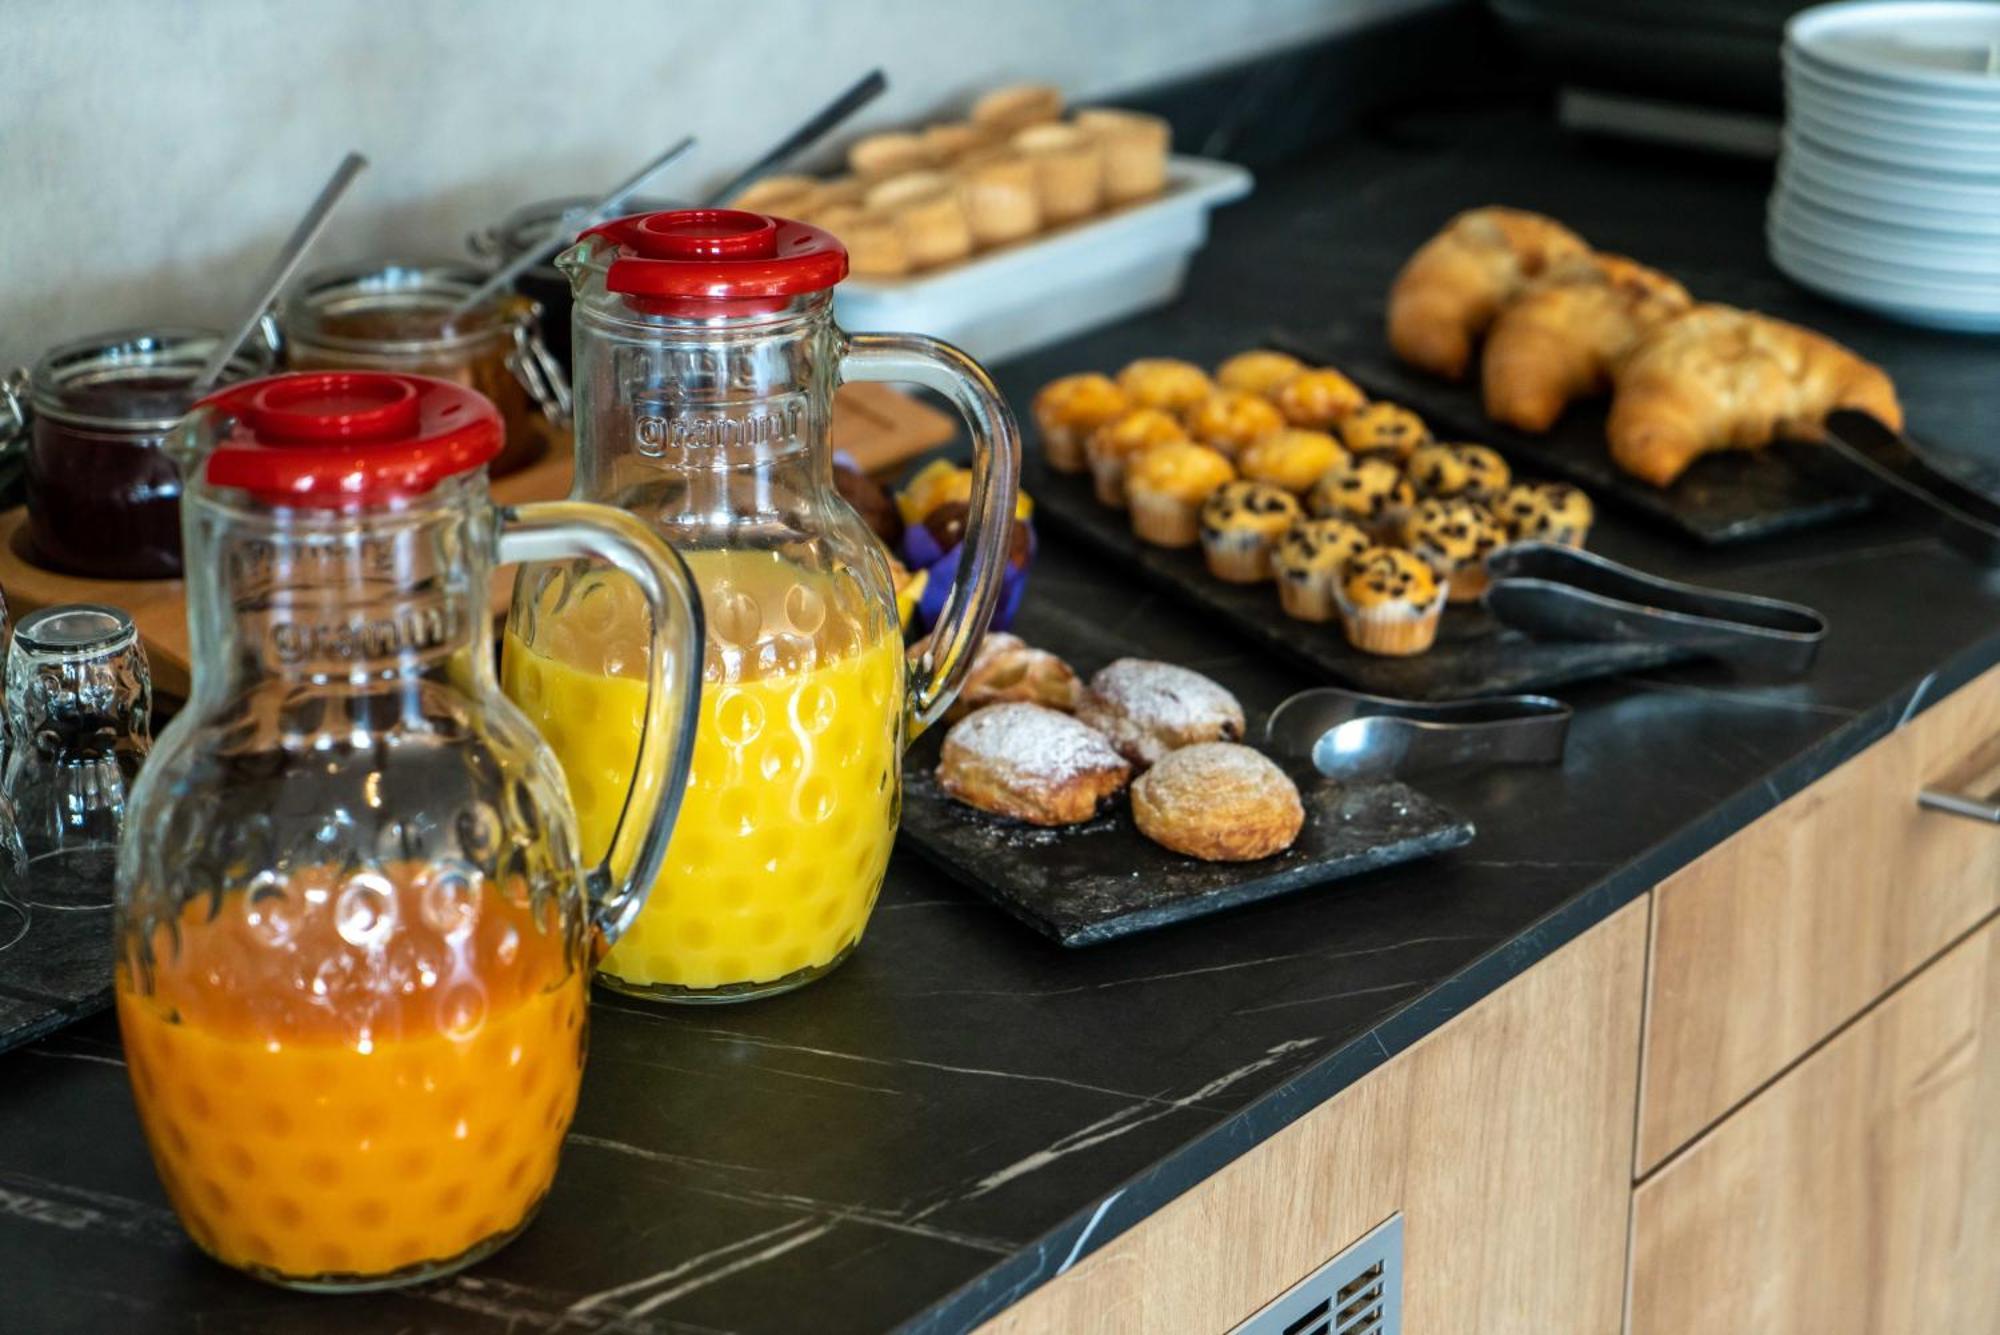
[1200,524,1282,583]
[1128,486,1204,548]
[1335,581,1447,657]
[1275,568,1338,622]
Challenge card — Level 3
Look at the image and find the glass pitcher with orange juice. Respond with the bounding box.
[115,371,702,1289]
[503,208,1020,1003]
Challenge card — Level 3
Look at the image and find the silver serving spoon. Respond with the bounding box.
[447,135,697,318]
[191,151,368,393]
[700,68,887,207]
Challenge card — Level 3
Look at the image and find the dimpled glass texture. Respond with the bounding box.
[116,473,591,1290]
[506,275,909,1003]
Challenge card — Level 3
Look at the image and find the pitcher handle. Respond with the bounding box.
[840,331,1021,734]
[497,502,704,959]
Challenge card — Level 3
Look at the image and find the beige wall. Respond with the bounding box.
[0,0,1426,370]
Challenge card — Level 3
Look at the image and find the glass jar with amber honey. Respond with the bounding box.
[279,261,569,476]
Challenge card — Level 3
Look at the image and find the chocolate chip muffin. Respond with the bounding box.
[1406,442,1511,502]
[1272,517,1372,622]
[1305,456,1416,538]
[1336,546,1446,657]
[1399,497,1508,602]
[1199,479,1303,583]
[1493,482,1595,547]
[1339,401,1431,461]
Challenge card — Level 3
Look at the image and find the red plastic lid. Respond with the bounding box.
[582,208,848,315]
[197,372,502,506]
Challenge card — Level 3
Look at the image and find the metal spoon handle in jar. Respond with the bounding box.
[192,151,368,393]
[449,135,697,317]
[701,68,888,207]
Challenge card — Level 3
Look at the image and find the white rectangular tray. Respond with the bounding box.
[833,155,1254,363]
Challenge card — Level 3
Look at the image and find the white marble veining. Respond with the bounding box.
[0,0,1427,370]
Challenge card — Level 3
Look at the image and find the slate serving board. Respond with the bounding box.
[901,748,1473,947]
[896,606,1476,947]
[1023,459,1695,701]
[1275,331,1875,546]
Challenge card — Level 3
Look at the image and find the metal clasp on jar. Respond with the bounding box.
[507,307,571,425]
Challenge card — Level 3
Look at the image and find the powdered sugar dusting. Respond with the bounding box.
[943,703,1127,784]
[1135,742,1297,812]
[1085,659,1244,734]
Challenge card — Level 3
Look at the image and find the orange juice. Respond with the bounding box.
[116,864,585,1286]
[502,555,904,995]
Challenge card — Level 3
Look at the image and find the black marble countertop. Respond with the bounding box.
[7,105,2000,1335]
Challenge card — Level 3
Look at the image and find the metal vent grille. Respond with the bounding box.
[1229,1214,1402,1335]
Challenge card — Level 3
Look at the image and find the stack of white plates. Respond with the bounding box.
[1774,1,2000,332]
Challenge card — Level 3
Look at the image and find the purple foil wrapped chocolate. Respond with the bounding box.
[901,518,1034,634]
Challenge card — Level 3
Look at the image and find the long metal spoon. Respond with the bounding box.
[700,68,888,207]
[192,151,368,392]
[448,135,697,317]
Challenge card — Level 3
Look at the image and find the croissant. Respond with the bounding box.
[1606,304,1903,487]
[1387,207,1590,380]
[1481,252,1691,433]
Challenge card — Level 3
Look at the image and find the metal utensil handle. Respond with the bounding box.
[1918,736,2000,824]
[193,151,368,394]
[702,69,888,207]
[452,135,697,316]
[508,317,573,424]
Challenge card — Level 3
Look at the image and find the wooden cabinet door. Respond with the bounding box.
[1629,917,2000,1335]
[980,900,1647,1335]
[1638,666,2000,1171]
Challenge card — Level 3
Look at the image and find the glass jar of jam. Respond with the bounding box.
[279,261,569,477]
[3,327,276,579]
[467,196,676,375]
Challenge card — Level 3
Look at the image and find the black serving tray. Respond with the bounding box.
[1023,458,1696,701]
[1275,332,1875,546]
[897,601,1476,947]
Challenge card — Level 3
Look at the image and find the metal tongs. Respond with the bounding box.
[1824,409,2000,566]
[1266,687,1572,783]
[1483,542,1828,677]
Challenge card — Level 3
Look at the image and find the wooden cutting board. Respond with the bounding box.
[0,383,953,696]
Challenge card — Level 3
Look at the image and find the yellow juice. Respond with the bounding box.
[502,557,904,994]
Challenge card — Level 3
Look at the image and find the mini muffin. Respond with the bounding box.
[944,632,1085,721]
[1183,389,1285,458]
[1086,408,1188,508]
[1073,107,1171,203]
[815,206,910,278]
[1336,547,1447,657]
[849,131,936,181]
[971,84,1065,133]
[865,172,973,269]
[1273,518,1373,622]
[1237,428,1348,494]
[1406,442,1512,502]
[1033,372,1130,474]
[1125,440,1236,547]
[1339,401,1431,461]
[1306,456,1417,538]
[922,120,1002,164]
[1014,123,1104,223]
[1200,480,1302,583]
[955,150,1042,246]
[729,174,822,214]
[1274,367,1367,428]
[1076,658,1246,769]
[1132,742,1304,862]
[1117,357,1213,415]
[1493,482,1595,547]
[1215,349,1307,398]
[1399,497,1507,603]
[937,703,1131,827]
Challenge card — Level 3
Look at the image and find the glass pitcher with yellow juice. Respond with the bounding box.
[504,209,1020,1002]
[117,372,702,1288]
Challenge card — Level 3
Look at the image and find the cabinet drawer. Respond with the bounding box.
[1629,917,2000,1335]
[1637,665,2000,1171]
